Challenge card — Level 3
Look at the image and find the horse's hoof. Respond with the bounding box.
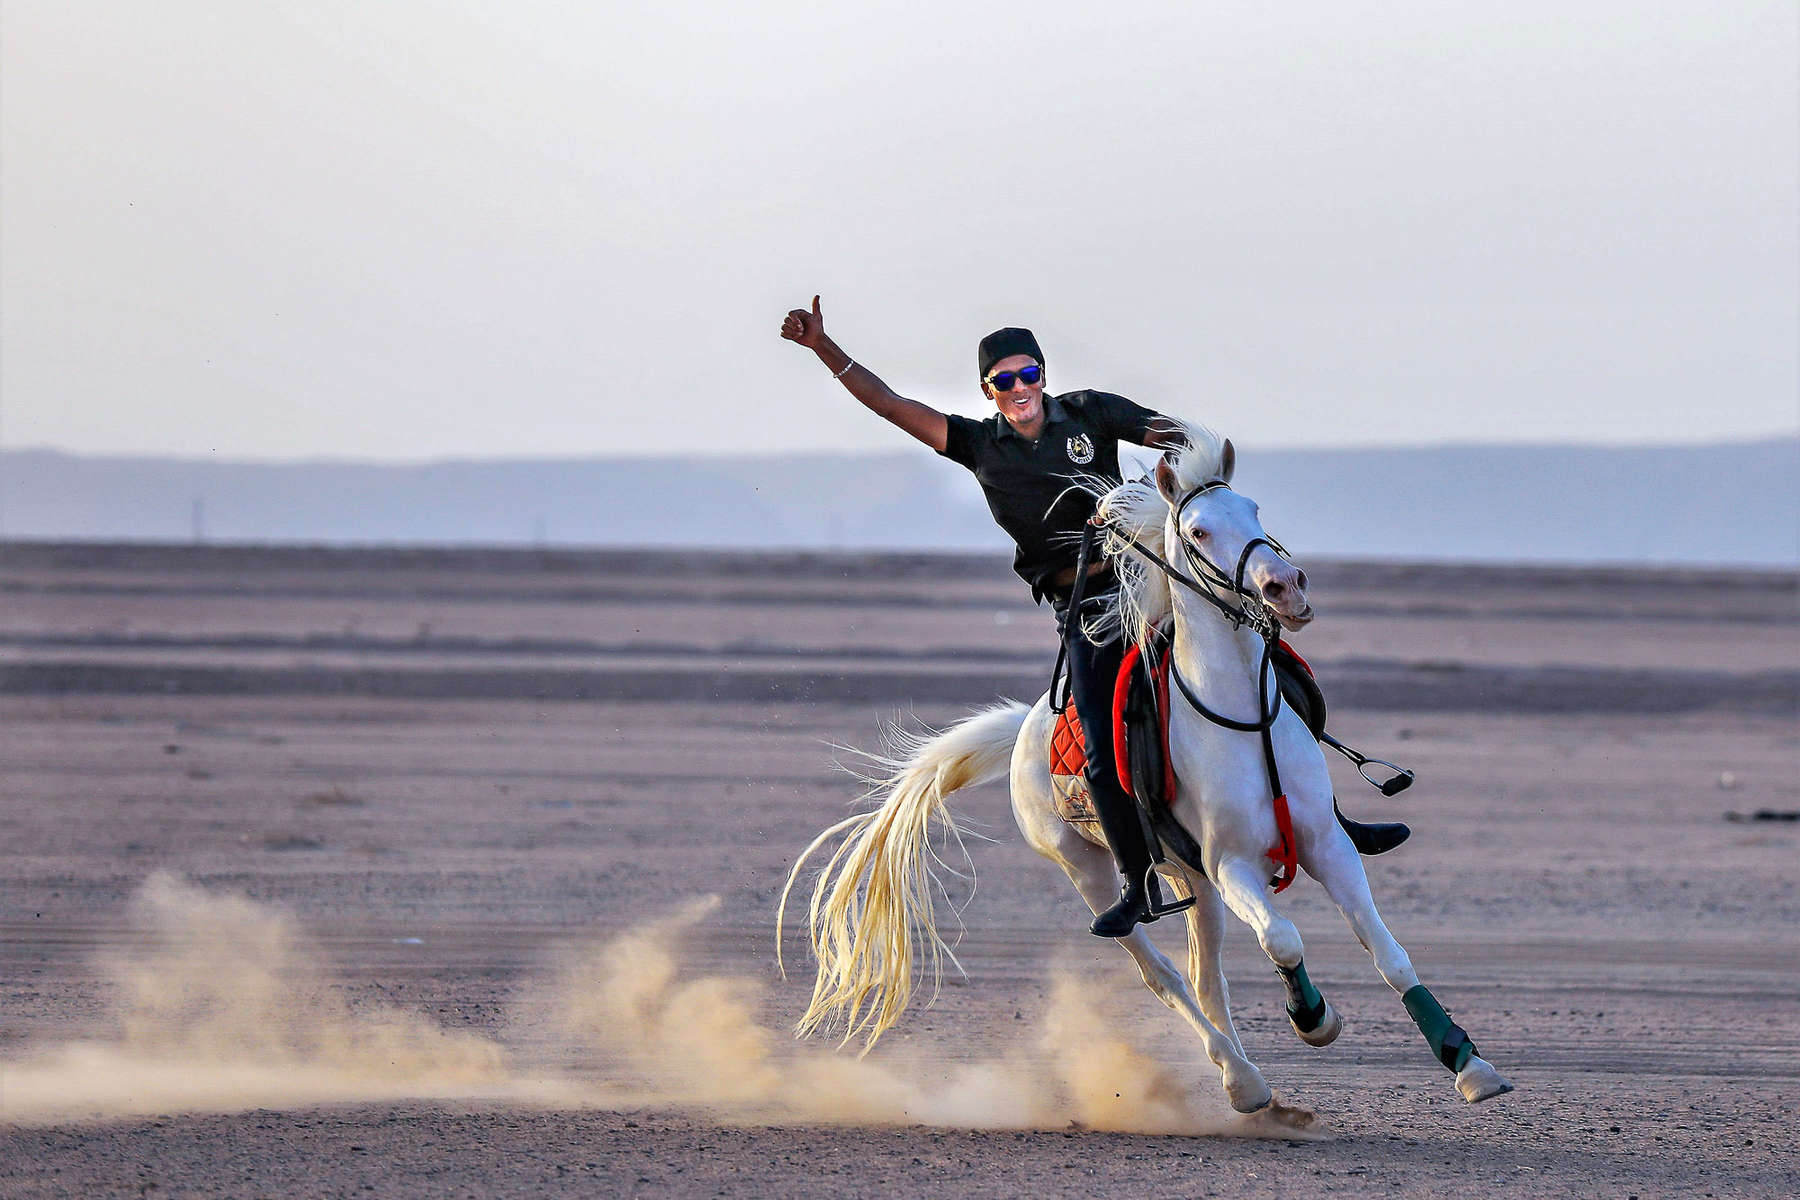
[1455,1056,1514,1103]
[1290,999,1342,1047]
[1224,1063,1273,1114]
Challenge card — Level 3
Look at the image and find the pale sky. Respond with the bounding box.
[3,1,1795,461]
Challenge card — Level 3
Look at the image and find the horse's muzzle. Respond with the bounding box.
[1257,559,1312,630]
[1275,603,1316,632]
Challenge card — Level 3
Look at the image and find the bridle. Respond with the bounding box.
[1121,479,1289,730]
[1111,479,1292,642]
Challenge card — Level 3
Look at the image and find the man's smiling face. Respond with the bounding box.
[983,353,1045,431]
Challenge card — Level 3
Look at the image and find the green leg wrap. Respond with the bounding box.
[1402,984,1476,1073]
[1278,961,1327,1031]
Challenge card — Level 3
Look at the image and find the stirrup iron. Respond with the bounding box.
[1143,865,1195,920]
[1320,731,1416,796]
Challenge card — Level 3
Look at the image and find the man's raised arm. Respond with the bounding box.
[780,296,948,453]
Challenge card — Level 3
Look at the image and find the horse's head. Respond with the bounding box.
[1155,441,1314,632]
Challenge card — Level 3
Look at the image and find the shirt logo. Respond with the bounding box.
[1066,433,1095,465]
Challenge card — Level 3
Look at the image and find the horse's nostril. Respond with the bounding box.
[1294,569,1308,591]
[1264,581,1285,599]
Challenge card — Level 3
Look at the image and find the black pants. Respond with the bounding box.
[1054,587,1151,880]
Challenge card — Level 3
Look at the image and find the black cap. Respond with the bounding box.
[978,327,1044,380]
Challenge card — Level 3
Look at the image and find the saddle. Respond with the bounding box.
[1049,630,1328,827]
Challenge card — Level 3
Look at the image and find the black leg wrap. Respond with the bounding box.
[1439,1025,1472,1072]
[1288,994,1326,1031]
[1277,962,1327,1032]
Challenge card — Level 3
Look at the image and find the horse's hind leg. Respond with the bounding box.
[1212,857,1343,1047]
[1179,874,1248,1058]
[1302,835,1514,1103]
[1055,837,1273,1114]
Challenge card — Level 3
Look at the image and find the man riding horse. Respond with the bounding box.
[779,297,1406,937]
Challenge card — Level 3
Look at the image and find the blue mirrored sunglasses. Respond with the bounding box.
[986,364,1044,391]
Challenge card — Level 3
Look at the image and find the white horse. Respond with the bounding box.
[780,425,1512,1115]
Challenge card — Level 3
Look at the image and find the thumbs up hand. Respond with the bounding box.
[780,295,826,350]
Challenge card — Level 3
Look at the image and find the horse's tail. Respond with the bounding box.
[778,700,1031,1053]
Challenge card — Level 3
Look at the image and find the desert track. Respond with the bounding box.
[2,545,1795,1197]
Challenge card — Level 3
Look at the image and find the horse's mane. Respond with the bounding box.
[1086,419,1229,649]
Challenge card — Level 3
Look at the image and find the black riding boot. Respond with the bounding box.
[1086,767,1156,938]
[1058,580,1159,938]
[1335,803,1410,855]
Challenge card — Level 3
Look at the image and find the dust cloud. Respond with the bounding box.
[0,874,527,1124]
[1,877,1315,1138]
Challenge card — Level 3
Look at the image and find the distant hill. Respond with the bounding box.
[2,439,1794,566]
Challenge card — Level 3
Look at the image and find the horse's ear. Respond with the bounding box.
[1155,453,1181,505]
[1221,438,1236,483]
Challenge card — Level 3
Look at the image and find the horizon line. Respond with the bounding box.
[4,432,1797,469]
[2,535,1793,577]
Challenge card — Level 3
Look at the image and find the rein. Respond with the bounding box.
[1048,516,1107,715]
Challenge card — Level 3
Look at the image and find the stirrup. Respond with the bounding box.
[1143,866,1195,920]
[1091,869,1194,937]
[1320,731,1416,796]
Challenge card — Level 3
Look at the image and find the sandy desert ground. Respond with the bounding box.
[1,543,1796,1198]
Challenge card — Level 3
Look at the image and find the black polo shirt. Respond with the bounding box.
[939,390,1160,601]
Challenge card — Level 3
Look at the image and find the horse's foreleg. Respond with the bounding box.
[1055,843,1272,1114]
[1213,856,1301,965]
[1213,856,1342,1047]
[1303,835,1514,1103]
[1302,835,1419,991]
